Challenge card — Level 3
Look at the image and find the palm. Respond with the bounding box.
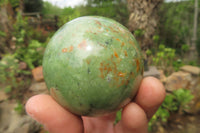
[82,113,117,133]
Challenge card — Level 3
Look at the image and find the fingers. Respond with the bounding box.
[114,77,165,133]
[114,103,148,133]
[135,77,166,119]
[25,94,83,133]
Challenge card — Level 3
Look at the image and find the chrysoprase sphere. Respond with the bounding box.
[43,16,143,116]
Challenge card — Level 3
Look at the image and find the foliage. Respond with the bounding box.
[153,35,160,45]
[159,1,194,49]
[134,29,145,37]
[13,12,29,44]
[0,0,4,5]
[12,12,46,69]
[0,55,20,92]
[30,28,51,42]
[151,44,176,74]
[14,102,24,114]
[0,0,19,6]
[147,33,198,74]
[78,0,129,26]
[42,1,63,16]
[181,44,189,52]
[114,109,122,124]
[0,54,19,82]
[173,89,194,112]
[41,0,129,29]
[9,0,19,7]
[159,0,200,58]
[14,40,46,69]
[148,88,194,131]
[41,2,82,27]
[0,54,31,94]
[0,30,6,37]
[24,0,43,12]
[147,42,190,74]
[0,9,48,97]
[58,8,81,27]
[172,59,185,72]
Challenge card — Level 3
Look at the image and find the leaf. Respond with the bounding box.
[114,109,122,124]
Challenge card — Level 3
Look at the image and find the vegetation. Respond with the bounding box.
[14,101,25,114]
[79,0,128,26]
[0,54,20,93]
[159,1,193,49]
[146,43,187,75]
[42,1,62,16]
[24,0,43,12]
[159,0,200,57]
[148,89,194,131]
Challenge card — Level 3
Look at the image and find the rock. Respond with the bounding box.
[32,66,44,82]
[180,65,200,76]
[29,81,48,95]
[0,90,8,102]
[159,70,167,83]
[144,66,160,78]
[19,62,27,70]
[0,101,41,133]
[165,70,200,114]
[165,71,192,91]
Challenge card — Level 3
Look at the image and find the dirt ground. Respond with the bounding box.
[150,113,200,133]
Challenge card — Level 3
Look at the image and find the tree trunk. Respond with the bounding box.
[127,0,163,50]
[0,3,15,56]
[19,0,24,13]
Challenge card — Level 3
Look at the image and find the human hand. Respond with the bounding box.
[25,77,165,133]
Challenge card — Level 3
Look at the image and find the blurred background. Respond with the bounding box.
[0,0,200,132]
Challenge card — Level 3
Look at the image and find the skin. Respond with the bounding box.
[25,77,165,133]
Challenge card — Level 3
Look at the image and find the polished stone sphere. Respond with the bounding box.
[43,16,143,116]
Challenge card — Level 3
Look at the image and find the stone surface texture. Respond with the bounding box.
[143,66,160,78]
[43,16,144,116]
[32,66,44,82]
[164,71,192,91]
[180,65,200,75]
[19,62,27,70]
[29,81,48,95]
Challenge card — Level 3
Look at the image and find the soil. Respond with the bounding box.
[150,113,200,133]
[165,114,200,133]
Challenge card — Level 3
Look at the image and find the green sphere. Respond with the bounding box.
[43,16,143,116]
